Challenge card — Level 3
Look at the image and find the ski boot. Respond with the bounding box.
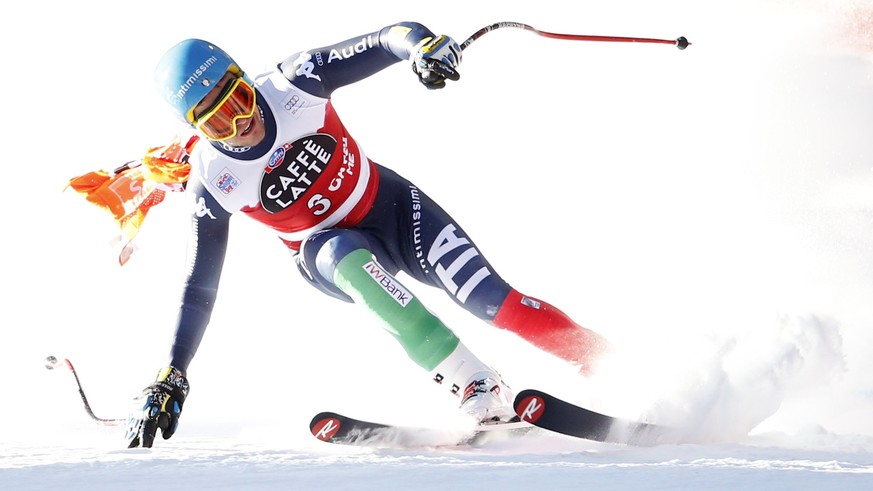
[459,370,516,423]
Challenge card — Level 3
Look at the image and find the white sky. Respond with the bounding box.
[3,0,873,448]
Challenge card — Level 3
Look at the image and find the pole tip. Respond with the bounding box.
[675,36,690,50]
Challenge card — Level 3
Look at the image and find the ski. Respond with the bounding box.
[310,411,533,448]
[513,389,682,446]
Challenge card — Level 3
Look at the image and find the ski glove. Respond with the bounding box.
[125,366,190,448]
[412,35,462,89]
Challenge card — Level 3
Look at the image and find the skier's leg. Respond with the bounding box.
[420,221,608,374]
[300,229,455,368]
[407,218,610,372]
[365,167,609,375]
[298,229,514,421]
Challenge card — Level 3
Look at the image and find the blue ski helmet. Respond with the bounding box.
[154,39,244,125]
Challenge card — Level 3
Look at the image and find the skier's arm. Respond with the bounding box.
[125,178,231,449]
[167,179,232,373]
[279,21,462,97]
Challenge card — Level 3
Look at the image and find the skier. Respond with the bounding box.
[123,21,608,448]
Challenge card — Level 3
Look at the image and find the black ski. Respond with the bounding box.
[513,389,683,446]
[310,411,533,448]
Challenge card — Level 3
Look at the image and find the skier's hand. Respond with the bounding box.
[412,35,462,89]
[124,367,189,448]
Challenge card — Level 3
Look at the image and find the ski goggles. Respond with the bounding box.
[191,77,257,141]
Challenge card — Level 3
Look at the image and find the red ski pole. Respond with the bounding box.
[460,21,690,51]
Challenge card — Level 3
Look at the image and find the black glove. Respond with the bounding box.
[412,35,462,89]
[125,366,190,448]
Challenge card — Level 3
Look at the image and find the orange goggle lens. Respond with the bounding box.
[194,78,256,141]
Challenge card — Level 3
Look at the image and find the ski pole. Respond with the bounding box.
[460,22,690,51]
[45,355,125,426]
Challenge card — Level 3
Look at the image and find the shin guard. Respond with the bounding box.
[492,289,608,375]
[333,249,459,371]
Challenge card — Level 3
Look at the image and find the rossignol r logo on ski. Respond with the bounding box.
[311,416,342,441]
[516,395,545,423]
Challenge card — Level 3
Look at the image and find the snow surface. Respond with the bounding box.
[4,1,873,489]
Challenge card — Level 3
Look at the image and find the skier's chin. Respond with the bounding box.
[226,118,264,147]
[239,118,255,137]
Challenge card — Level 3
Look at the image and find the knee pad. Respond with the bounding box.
[297,229,378,303]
